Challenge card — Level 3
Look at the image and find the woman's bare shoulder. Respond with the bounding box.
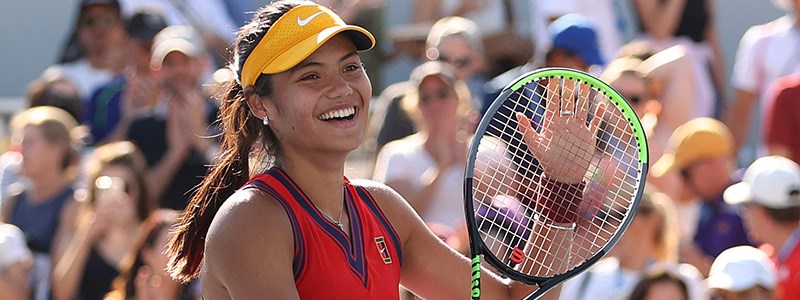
[202,189,299,297]
[349,179,405,204]
[205,188,293,254]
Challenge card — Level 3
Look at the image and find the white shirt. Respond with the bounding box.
[42,59,114,101]
[731,15,800,160]
[373,134,466,228]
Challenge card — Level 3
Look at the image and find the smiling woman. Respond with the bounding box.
[164,1,570,299]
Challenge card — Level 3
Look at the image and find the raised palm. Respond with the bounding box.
[515,79,606,184]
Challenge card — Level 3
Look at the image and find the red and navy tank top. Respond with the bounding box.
[243,168,404,299]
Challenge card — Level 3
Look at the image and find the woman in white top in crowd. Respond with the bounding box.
[372,60,475,251]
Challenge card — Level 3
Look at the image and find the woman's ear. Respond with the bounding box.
[245,93,270,120]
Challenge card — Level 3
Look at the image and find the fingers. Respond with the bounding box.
[515,112,543,158]
[559,78,577,115]
[589,102,606,135]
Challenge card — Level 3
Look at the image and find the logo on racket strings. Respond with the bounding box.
[510,247,526,265]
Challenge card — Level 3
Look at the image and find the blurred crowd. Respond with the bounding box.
[0,0,799,299]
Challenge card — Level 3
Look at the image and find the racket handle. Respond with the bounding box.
[471,256,481,300]
[537,178,586,223]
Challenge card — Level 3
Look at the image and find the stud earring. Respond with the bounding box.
[263,116,269,126]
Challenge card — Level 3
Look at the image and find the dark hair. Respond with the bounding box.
[26,74,84,123]
[106,210,192,300]
[627,268,689,300]
[85,141,153,221]
[166,0,309,282]
[762,205,800,223]
[60,0,123,63]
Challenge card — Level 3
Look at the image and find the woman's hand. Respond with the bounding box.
[515,80,605,183]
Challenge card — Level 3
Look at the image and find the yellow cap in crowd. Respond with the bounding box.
[651,117,734,177]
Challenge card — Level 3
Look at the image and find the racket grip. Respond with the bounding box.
[537,177,586,224]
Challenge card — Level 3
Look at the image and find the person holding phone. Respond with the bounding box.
[50,141,155,300]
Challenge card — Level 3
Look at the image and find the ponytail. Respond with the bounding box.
[165,0,297,282]
[166,80,265,282]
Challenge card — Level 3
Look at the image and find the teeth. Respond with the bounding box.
[319,107,356,120]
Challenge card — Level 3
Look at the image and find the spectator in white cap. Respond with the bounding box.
[705,245,777,300]
[0,222,33,300]
[723,155,800,300]
[124,25,219,211]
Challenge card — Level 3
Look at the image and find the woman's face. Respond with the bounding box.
[143,224,171,276]
[94,165,141,226]
[417,75,460,132]
[264,34,372,157]
[436,36,481,81]
[19,125,65,178]
[610,73,649,116]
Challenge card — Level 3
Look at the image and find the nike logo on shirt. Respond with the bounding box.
[297,12,323,26]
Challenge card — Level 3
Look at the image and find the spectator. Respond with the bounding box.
[104,209,193,300]
[632,0,724,119]
[0,222,33,300]
[83,8,168,146]
[601,43,702,207]
[51,141,155,300]
[1,106,84,300]
[559,189,704,300]
[44,0,128,100]
[1,75,84,202]
[765,73,800,163]
[725,0,800,164]
[125,25,218,210]
[372,61,474,247]
[705,245,778,300]
[529,0,624,73]
[425,16,488,113]
[650,118,754,276]
[25,74,84,123]
[369,16,486,153]
[723,155,800,300]
[484,13,605,105]
[117,0,239,69]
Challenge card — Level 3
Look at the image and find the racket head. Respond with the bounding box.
[464,67,649,286]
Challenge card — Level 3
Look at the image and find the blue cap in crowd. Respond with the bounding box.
[549,13,605,67]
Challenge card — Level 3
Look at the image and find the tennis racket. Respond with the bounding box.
[465,68,648,299]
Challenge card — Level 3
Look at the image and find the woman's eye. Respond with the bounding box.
[344,63,362,72]
[300,73,320,81]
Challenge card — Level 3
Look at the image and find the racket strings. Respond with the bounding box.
[471,77,642,279]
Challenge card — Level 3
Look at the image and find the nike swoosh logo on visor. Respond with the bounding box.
[297,12,324,26]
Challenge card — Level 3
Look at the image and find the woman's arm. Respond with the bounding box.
[633,0,687,40]
[202,189,300,299]
[51,199,112,300]
[0,261,30,300]
[363,181,541,299]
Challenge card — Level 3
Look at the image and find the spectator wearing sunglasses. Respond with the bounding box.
[368,16,487,156]
[42,0,128,101]
[373,61,476,249]
[424,16,489,116]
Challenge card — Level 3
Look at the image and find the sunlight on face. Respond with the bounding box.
[266,34,372,156]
